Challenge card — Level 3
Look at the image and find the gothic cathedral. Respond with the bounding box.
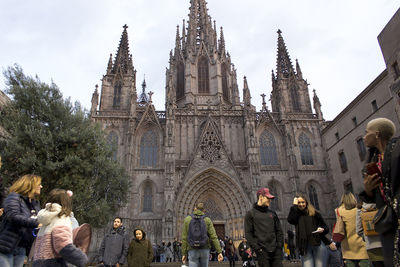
[90,0,337,243]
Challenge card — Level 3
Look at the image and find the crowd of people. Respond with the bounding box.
[0,117,400,267]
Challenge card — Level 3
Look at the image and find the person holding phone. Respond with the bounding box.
[359,118,399,267]
[287,194,328,267]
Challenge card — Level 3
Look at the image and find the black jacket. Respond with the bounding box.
[244,203,284,253]
[0,192,40,254]
[98,226,129,265]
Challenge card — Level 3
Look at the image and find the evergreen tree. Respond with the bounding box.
[0,65,130,227]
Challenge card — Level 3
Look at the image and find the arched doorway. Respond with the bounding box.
[175,168,250,240]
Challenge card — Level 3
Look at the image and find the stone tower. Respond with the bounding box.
[89,0,336,249]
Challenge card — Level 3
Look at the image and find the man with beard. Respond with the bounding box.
[98,217,129,267]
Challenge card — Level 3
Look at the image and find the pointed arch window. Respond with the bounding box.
[143,182,153,212]
[107,131,118,160]
[140,130,158,167]
[198,57,209,93]
[268,182,281,211]
[290,86,300,112]
[299,133,313,165]
[113,80,122,109]
[260,131,279,165]
[308,184,320,210]
[177,62,185,99]
[221,64,229,101]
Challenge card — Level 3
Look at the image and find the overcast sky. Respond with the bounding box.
[0,0,399,120]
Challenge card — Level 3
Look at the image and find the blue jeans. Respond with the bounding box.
[0,246,26,267]
[301,242,327,267]
[160,253,166,262]
[188,248,210,267]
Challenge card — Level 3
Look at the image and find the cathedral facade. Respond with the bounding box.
[89,0,337,244]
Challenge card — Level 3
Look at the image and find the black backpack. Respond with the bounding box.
[188,214,209,248]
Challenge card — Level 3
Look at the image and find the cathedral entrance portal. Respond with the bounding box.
[214,224,225,239]
[175,168,250,241]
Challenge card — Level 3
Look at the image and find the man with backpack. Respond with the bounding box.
[181,202,223,266]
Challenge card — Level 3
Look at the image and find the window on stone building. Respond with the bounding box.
[222,64,229,101]
[268,182,281,211]
[352,117,357,127]
[335,132,340,142]
[308,184,320,210]
[299,133,313,165]
[198,57,209,93]
[356,137,367,161]
[393,61,400,79]
[107,131,118,160]
[113,80,122,108]
[143,182,153,212]
[338,150,348,173]
[177,62,185,99]
[371,100,378,112]
[290,86,301,112]
[140,130,158,167]
[260,131,279,166]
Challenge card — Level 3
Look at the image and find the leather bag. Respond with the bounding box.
[372,204,394,234]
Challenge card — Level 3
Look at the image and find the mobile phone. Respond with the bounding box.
[366,162,382,176]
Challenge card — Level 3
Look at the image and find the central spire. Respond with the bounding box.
[185,0,217,52]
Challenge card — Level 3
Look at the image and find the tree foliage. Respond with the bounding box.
[0,65,130,227]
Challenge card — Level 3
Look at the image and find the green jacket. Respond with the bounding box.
[181,210,222,256]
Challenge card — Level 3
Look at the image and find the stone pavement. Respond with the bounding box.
[149,260,302,267]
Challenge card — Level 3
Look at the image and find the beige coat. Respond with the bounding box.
[337,206,368,260]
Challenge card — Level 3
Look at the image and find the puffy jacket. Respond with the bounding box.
[32,203,88,267]
[127,228,153,267]
[98,225,129,265]
[244,203,284,253]
[0,192,40,254]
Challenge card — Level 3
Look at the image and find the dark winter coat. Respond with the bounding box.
[287,205,328,255]
[98,225,129,265]
[244,203,284,253]
[0,192,40,254]
[127,228,153,267]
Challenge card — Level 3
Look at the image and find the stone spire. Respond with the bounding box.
[113,24,134,74]
[313,89,323,120]
[138,77,148,104]
[106,53,113,74]
[218,27,225,55]
[296,59,303,79]
[185,0,217,52]
[175,25,181,51]
[275,29,294,79]
[243,76,251,107]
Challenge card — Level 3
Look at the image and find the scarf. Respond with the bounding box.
[296,209,321,255]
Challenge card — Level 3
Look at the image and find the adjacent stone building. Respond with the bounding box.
[89,0,336,247]
[321,8,400,201]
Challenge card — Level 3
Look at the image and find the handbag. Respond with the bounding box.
[372,204,395,234]
[360,208,378,236]
[332,208,345,242]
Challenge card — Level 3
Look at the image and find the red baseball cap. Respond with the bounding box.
[256,188,275,199]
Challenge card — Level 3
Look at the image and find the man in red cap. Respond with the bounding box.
[244,187,284,267]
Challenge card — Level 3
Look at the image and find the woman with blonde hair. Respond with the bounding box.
[287,193,328,267]
[336,192,368,267]
[0,174,42,267]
